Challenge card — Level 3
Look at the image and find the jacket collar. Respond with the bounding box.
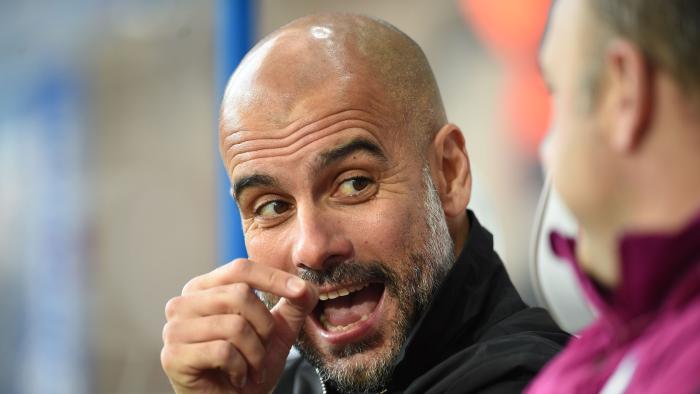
[388,210,526,389]
[551,210,700,329]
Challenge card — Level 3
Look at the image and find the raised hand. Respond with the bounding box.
[161,259,318,393]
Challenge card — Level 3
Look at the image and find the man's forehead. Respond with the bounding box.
[220,75,398,172]
[240,131,385,167]
[539,0,582,70]
[222,62,389,131]
[222,26,373,120]
[229,117,389,166]
[219,13,440,185]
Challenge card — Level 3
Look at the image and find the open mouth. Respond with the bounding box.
[313,282,386,335]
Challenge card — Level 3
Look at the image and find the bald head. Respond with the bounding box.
[220,13,446,157]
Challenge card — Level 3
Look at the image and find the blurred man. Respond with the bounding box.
[161,13,568,394]
[531,0,700,393]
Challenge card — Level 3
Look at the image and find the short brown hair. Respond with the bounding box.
[589,0,700,93]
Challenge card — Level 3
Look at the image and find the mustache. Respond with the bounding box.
[298,260,398,289]
[257,261,400,310]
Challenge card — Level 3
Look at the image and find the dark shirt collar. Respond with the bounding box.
[550,209,700,329]
[388,210,526,389]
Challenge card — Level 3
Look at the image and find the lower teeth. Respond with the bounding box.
[320,314,369,332]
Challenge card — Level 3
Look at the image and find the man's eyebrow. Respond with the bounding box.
[232,174,279,201]
[314,137,388,172]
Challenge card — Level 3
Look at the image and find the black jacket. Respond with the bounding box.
[275,211,570,393]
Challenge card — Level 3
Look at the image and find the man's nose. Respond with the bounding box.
[291,206,354,271]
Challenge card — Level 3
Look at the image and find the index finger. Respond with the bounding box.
[182,259,311,299]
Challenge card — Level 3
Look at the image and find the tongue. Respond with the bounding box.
[322,284,382,327]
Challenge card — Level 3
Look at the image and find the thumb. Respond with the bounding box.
[270,279,318,347]
[247,280,317,394]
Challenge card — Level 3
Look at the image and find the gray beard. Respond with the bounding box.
[296,166,456,393]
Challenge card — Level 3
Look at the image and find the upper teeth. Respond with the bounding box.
[318,283,369,301]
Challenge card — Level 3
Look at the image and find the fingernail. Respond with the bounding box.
[238,374,247,388]
[287,277,305,294]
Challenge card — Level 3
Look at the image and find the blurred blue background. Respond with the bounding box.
[0,0,549,392]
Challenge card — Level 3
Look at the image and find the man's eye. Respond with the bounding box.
[255,200,290,218]
[337,177,372,197]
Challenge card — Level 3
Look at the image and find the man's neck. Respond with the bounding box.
[625,138,700,235]
[625,77,700,233]
[591,133,700,289]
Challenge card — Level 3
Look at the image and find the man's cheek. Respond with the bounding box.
[357,219,409,259]
[246,233,295,272]
[378,200,418,239]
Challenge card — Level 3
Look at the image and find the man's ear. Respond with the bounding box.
[603,39,653,153]
[431,124,472,218]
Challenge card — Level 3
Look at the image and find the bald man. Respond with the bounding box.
[161,14,568,394]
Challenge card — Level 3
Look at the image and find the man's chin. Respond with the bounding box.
[296,332,398,392]
[318,329,386,358]
[298,327,387,366]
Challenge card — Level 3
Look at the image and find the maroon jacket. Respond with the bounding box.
[527,212,700,394]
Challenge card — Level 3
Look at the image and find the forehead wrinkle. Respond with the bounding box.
[223,109,388,170]
[221,78,392,151]
[230,119,380,160]
[228,121,386,175]
[223,108,377,153]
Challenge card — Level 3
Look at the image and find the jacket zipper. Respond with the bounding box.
[316,369,328,394]
[315,369,389,394]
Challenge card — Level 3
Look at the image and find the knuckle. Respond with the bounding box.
[212,340,248,385]
[227,350,248,379]
[260,317,275,339]
[207,294,230,315]
[231,283,252,300]
[265,268,280,288]
[161,321,178,344]
[226,315,250,337]
[247,343,266,369]
[164,296,182,320]
[213,340,234,366]
[228,258,250,278]
[182,275,202,295]
[160,345,177,372]
[161,323,170,343]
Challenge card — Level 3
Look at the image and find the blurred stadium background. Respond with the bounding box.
[0,0,550,392]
